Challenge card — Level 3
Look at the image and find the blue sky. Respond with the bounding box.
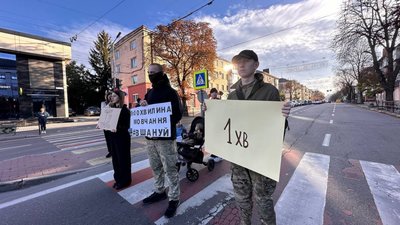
[0,0,342,93]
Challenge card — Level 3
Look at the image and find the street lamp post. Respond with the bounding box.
[111,32,122,88]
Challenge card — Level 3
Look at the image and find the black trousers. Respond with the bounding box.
[103,130,112,153]
[109,131,132,185]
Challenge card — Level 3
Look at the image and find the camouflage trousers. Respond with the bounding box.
[146,139,180,201]
[231,163,277,225]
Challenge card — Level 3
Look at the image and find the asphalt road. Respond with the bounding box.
[0,103,399,225]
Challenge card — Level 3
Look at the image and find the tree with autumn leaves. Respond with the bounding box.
[151,20,217,115]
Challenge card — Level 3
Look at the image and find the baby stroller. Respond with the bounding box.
[177,116,215,182]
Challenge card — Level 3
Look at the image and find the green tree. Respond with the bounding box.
[151,20,217,115]
[88,30,112,105]
[66,61,92,113]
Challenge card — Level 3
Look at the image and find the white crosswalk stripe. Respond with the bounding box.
[95,152,399,224]
[276,152,330,225]
[360,160,400,225]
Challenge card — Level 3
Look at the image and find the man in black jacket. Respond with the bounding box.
[140,63,182,218]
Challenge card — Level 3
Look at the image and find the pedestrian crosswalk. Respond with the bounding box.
[38,130,400,224]
[41,129,147,166]
[94,151,400,225]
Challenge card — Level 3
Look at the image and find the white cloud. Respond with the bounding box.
[197,0,342,93]
[46,21,131,69]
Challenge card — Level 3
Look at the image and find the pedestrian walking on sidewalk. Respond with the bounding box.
[37,107,49,134]
[140,63,182,218]
[101,90,113,158]
[108,88,132,190]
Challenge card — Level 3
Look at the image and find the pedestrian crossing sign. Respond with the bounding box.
[193,69,208,90]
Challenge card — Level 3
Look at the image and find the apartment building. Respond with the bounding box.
[113,25,152,107]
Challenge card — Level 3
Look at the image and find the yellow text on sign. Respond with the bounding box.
[204,99,285,181]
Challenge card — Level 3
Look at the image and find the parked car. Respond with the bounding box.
[68,108,77,116]
[84,106,100,116]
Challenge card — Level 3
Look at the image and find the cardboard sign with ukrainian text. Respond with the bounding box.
[97,108,121,131]
[204,99,285,181]
[130,102,172,137]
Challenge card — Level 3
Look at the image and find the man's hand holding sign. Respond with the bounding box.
[204,99,285,182]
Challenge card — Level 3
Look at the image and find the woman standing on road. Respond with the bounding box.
[102,91,113,158]
[108,88,132,190]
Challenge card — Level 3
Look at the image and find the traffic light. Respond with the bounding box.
[116,78,121,89]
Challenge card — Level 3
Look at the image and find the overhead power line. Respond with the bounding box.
[70,0,127,43]
[170,0,214,25]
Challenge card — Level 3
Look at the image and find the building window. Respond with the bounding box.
[216,84,219,90]
[131,57,137,68]
[221,73,224,79]
[115,64,120,74]
[131,75,138,84]
[221,85,224,91]
[11,76,17,80]
[132,94,139,103]
[130,40,136,50]
[115,50,120,60]
[0,74,5,79]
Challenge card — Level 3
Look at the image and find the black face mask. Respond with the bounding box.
[149,72,164,84]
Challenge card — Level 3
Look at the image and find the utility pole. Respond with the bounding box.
[111,32,121,88]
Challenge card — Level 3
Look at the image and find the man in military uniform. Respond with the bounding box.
[140,63,182,218]
[228,50,290,225]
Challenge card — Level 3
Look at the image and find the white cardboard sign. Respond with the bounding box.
[204,99,285,181]
[130,102,172,137]
[97,108,122,131]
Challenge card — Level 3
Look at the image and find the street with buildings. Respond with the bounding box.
[1,1,400,224]
[0,103,399,225]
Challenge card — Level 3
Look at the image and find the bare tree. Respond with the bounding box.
[333,39,372,103]
[336,68,356,102]
[333,0,400,101]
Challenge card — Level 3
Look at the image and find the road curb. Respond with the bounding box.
[353,104,400,118]
[0,167,93,193]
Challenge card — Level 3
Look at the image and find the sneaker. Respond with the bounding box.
[212,156,222,162]
[164,200,180,218]
[142,191,167,204]
[43,131,46,134]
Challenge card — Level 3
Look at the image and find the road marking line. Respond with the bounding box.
[322,134,331,147]
[86,157,112,166]
[276,152,330,225]
[98,159,149,182]
[0,176,97,210]
[0,144,32,152]
[155,174,234,225]
[72,146,106,154]
[332,114,335,117]
[0,159,151,209]
[360,161,400,225]
[329,120,333,124]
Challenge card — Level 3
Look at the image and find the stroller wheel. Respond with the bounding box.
[207,158,215,171]
[186,168,199,182]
